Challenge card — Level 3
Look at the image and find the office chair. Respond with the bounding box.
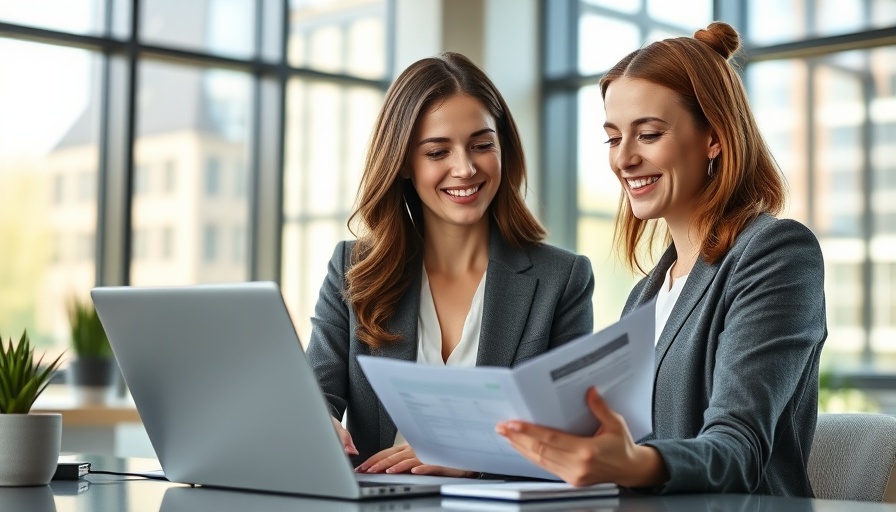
[807,412,896,502]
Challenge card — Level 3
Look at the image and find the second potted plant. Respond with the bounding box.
[67,296,117,405]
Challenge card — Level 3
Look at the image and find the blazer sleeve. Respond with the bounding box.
[305,241,353,420]
[547,253,595,349]
[644,219,826,493]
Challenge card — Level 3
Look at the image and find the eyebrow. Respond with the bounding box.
[603,116,667,130]
[417,128,496,146]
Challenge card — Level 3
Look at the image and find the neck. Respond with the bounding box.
[667,220,702,280]
[423,220,490,276]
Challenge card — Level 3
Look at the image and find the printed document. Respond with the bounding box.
[357,301,655,480]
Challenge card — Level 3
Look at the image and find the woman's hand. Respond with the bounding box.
[356,444,477,477]
[496,387,668,488]
[331,416,359,456]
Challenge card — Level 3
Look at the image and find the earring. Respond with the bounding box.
[707,158,716,178]
[402,195,417,230]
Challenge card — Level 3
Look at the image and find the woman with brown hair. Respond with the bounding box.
[306,52,594,477]
[497,22,826,496]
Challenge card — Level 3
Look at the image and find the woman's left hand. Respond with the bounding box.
[356,444,477,477]
[496,387,668,488]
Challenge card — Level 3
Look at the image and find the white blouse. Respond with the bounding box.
[394,267,487,446]
[415,268,486,366]
[654,265,689,346]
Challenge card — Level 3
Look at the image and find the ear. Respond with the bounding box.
[707,130,721,160]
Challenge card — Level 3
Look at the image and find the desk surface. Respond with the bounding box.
[20,456,896,512]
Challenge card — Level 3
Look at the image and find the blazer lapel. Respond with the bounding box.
[654,252,719,371]
[372,262,422,449]
[476,230,537,367]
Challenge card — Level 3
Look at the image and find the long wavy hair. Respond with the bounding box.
[346,52,546,347]
[600,22,785,274]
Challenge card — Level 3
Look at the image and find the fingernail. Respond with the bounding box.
[495,424,506,435]
[385,468,394,474]
[507,422,521,432]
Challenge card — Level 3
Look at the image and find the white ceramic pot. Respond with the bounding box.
[0,413,62,486]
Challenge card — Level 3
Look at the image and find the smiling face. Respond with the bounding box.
[603,78,719,233]
[408,94,501,233]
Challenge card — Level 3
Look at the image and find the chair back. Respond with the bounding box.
[808,413,896,502]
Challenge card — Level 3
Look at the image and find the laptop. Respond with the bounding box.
[91,281,452,500]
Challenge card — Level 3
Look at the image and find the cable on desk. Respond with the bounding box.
[88,469,169,481]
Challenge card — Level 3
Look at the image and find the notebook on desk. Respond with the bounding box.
[91,281,462,500]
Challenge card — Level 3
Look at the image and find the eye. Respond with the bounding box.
[637,132,663,143]
[425,149,448,159]
[604,137,621,147]
[471,141,495,151]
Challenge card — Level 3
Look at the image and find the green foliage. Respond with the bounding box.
[0,331,63,414]
[67,296,112,358]
[818,369,879,413]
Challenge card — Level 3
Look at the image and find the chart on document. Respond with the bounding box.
[393,378,520,456]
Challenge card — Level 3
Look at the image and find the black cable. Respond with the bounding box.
[87,469,169,481]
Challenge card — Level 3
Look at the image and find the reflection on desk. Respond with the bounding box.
[161,486,443,512]
[26,456,896,512]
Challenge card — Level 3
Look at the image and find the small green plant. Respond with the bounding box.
[0,331,63,414]
[67,296,112,358]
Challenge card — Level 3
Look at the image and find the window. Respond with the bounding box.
[0,1,389,360]
[77,171,95,201]
[204,157,221,197]
[203,224,218,263]
[161,226,174,260]
[280,1,388,341]
[0,38,99,357]
[134,164,150,195]
[163,160,176,193]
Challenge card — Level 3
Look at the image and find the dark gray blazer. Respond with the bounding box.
[623,214,827,497]
[307,230,595,464]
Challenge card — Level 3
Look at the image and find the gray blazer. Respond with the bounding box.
[307,230,595,464]
[623,214,827,497]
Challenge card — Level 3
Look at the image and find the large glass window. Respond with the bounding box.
[746,37,896,373]
[0,0,389,365]
[0,0,107,35]
[279,1,388,342]
[0,40,99,359]
[747,0,896,45]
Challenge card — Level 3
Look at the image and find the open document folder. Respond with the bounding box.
[357,301,655,480]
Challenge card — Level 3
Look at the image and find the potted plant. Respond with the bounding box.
[67,296,116,404]
[0,330,64,486]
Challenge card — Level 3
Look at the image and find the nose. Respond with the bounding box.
[612,138,640,172]
[449,151,477,178]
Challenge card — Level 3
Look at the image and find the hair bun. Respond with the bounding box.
[694,21,740,60]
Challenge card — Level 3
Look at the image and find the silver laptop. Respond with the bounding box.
[91,281,445,500]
